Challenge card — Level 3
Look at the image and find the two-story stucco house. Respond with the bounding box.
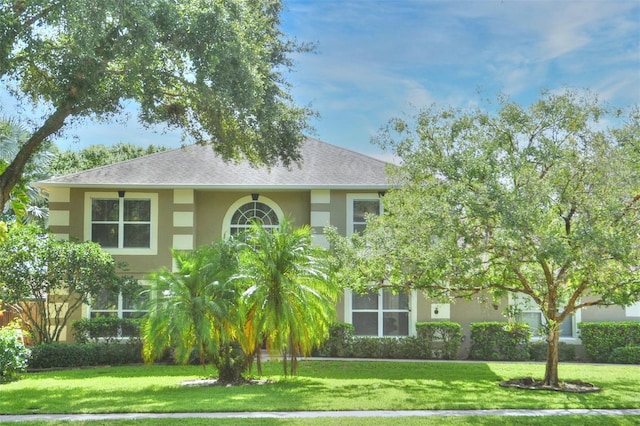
[36,137,640,352]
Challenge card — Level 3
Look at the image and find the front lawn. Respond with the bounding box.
[0,360,638,415]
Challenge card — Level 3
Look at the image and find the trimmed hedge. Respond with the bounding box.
[317,321,462,360]
[578,322,640,363]
[469,322,531,361]
[318,323,355,357]
[529,340,576,362]
[28,342,143,369]
[416,321,462,359]
[609,345,640,364]
[71,317,141,343]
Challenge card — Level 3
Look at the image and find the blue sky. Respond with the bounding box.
[8,0,640,161]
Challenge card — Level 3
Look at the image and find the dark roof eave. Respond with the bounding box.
[34,182,390,191]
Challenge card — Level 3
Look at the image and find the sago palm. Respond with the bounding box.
[238,218,340,375]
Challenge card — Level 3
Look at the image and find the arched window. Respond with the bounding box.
[223,196,284,237]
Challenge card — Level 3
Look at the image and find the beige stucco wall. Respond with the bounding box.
[194,190,311,245]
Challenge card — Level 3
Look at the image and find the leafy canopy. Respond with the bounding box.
[0,0,312,212]
[0,225,136,344]
[331,90,640,387]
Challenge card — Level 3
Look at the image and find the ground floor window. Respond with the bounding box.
[349,289,411,337]
[89,287,149,337]
[511,293,579,339]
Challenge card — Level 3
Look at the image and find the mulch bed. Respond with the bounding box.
[499,377,601,393]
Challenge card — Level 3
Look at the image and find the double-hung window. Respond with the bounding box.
[511,294,579,339]
[85,192,158,255]
[345,193,414,336]
[351,289,410,336]
[89,285,149,338]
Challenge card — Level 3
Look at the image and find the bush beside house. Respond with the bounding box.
[0,325,30,382]
[579,322,640,363]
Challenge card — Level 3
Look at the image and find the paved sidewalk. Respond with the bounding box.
[1,409,640,422]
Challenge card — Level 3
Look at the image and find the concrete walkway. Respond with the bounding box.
[1,409,640,422]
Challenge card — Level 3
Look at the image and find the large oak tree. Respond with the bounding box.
[331,91,640,388]
[0,0,312,213]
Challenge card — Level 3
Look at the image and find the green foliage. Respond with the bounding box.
[331,91,640,386]
[28,342,143,369]
[49,143,168,176]
[317,322,462,360]
[0,0,312,215]
[239,218,340,375]
[71,317,141,344]
[142,239,251,384]
[469,322,531,361]
[529,341,576,362]
[578,322,640,363]
[0,224,136,344]
[349,337,427,359]
[0,326,30,383]
[317,323,355,357]
[0,118,50,224]
[416,321,462,359]
[609,345,640,364]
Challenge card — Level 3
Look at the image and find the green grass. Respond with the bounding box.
[0,360,638,415]
[7,417,640,426]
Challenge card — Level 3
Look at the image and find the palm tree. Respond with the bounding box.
[142,240,251,384]
[0,118,51,226]
[238,218,340,375]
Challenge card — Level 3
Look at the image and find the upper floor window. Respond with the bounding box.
[85,192,158,255]
[222,195,285,237]
[347,194,382,236]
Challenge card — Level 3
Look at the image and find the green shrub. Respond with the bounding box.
[469,322,531,361]
[609,345,640,364]
[28,342,143,369]
[529,340,576,362]
[416,321,462,359]
[317,323,354,357]
[0,327,30,383]
[578,322,640,363]
[71,317,142,344]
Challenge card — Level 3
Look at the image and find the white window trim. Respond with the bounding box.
[87,280,150,339]
[344,288,418,337]
[509,293,582,343]
[84,192,158,255]
[221,195,284,237]
[346,193,383,237]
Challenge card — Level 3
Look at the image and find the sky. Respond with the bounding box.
[7,0,640,161]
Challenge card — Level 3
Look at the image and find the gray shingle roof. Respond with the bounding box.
[38,138,389,190]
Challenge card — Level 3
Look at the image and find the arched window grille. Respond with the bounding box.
[229,201,280,235]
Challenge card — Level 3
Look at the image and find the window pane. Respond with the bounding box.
[353,312,378,336]
[353,200,380,222]
[92,224,118,247]
[353,224,367,234]
[124,200,150,221]
[122,290,149,310]
[92,290,118,311]
[352,292,378,309]
[519,312,542,335]
[382,290,408,309]
[90,312,117,318]
[559,314,574,337]
[383,312,409,336]
[92,199,119,221]
[123,224,150,248]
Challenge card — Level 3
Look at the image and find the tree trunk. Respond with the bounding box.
[543,326,560,387]
[0,103,73,213]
